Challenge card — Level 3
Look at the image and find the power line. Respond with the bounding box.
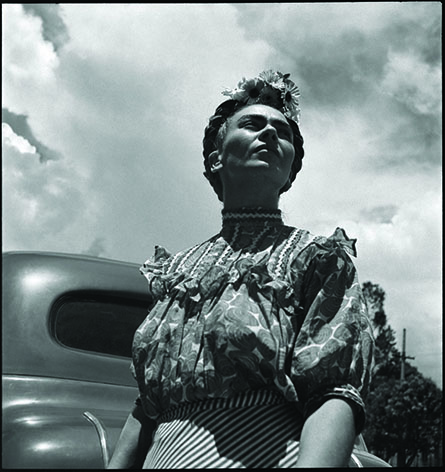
[413,352,442,357]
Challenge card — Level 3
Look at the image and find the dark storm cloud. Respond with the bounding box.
[233,3,441,170]
[234,3,441,99]
[384,6,441,66]
[233,5,386,104]
[83,238,108,258]
[2,108,62,163]
[22,3,69,51]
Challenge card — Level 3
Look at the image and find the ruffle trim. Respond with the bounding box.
[141,251,294,307]
[139,227,357,303]
[312,227,357,258]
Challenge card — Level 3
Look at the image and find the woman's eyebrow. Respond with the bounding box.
[237,114,290,130]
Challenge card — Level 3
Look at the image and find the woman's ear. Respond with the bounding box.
[209,150,223,173]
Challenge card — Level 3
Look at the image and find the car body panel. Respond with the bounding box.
[2,375,136,468]
[2,252,150,468]
[2,252,150,386]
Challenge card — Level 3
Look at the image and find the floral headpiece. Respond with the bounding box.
[222,70,301,125]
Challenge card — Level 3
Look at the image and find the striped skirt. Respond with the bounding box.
[143,391,304,469]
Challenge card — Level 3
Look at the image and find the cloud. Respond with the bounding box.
[45,3,275,257]
[381,49,442,116]
[354,189,441,281]
[2,122,36,154]
[2,3,273,259]
[83,237,108,258]
[2,124,89,248]
[2,4,66,165]
[360,205,398,224]
[2,4,59,91]
[324,186,442,384]
[22,3,70,51]
[234,2,442,170]
[2,108,62,162]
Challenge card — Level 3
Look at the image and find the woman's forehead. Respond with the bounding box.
[232,104,287,120]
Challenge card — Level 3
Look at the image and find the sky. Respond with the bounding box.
[2,3,442,388]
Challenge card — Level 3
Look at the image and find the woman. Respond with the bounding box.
[108,70,374,468]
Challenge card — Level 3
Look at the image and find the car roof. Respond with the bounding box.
[2,250,140,266]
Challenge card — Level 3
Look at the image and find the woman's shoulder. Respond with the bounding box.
[139,235,219,277]
[284,226,358,268]
[306,227,357,258]
[279,227,359,295]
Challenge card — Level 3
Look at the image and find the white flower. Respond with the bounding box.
[222,70,301,124]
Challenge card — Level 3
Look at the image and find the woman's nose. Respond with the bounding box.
[259,125,278,143]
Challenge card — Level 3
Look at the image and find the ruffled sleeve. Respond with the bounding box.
[290,228,374,434]
[139,245,173,300]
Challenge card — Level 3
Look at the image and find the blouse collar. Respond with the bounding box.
[221,208,284,228]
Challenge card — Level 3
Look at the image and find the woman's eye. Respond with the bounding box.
[279,129,292,140]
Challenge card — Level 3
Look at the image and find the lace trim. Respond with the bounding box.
[140,227,357,302]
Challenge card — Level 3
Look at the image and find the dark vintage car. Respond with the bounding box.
[2,251,390,468]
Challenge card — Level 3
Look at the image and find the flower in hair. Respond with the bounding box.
[228,77,264,102]
[282,81,301,123]
[222,70,301,124]
[259,69,285,84]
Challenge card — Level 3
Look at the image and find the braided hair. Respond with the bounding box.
[203,99,305,202]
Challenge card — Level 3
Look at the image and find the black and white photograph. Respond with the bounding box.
[2,3,442,469]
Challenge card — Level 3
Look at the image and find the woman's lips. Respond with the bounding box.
[253,145,279,157]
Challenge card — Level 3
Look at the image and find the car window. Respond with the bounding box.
[52,295,150,358]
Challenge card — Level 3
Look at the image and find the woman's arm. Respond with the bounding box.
[295,398,356,468]
[290,233,374,466]
[107,404,154,469]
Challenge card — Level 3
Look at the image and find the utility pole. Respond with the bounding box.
[397,328,416,467]
[400,328,415,381]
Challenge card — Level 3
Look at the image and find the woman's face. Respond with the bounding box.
[213,104,295,196]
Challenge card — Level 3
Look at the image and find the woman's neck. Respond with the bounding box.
[222,187,280,211]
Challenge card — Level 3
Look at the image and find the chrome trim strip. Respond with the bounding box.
[350,452,364,467]
[83,411,110,468]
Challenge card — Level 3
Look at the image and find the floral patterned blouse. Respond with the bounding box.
[131,209,374,433]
